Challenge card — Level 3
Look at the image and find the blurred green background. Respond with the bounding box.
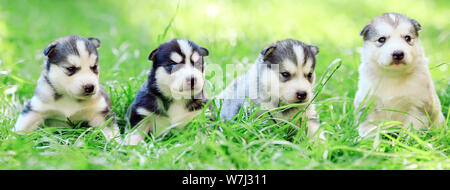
[0,0,448,169]
[0,0,448,96]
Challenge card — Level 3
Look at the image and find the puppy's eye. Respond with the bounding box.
[281,72,291,78]
[168,63,177,69]
[67,66,77,72]
[405,35,411,42]
[65,66,78,76]
[306,72,313,80]
[91,65,98,73]
[377,37,386,43]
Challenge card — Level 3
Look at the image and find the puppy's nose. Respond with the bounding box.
[296,91,307,102]
[186,76,197,88]
[84,84,95,94]
[392,50,404,61]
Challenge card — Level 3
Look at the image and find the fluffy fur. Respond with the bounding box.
[125,38,209,145]
[355,13,445,137]
[14,35,120,141]
[217,39,321,138]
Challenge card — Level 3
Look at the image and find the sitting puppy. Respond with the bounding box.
[355,13,445,137]
[217,39,321,138]
[14,35,120,141]
[125,38,209,145]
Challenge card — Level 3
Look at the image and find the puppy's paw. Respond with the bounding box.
[358,123,378,139]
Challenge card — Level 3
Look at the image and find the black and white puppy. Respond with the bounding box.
[125,38,209,145]
[355,13,445,137]
[217,39,322,138]
[14,35,120,141]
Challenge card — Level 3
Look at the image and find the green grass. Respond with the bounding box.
[0,0,449,169]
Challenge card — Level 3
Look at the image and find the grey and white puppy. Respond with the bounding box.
[125,38,209,145]
[217,39,321,138]
[355,13,445,137]
[14,35,120,141]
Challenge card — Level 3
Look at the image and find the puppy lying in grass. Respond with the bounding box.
[355,13,445,137]
[125,38,209,145]
[14,35,120,141]
[217,39,322,138]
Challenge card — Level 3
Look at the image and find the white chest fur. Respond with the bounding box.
[357,65,431,111]
[150,100,200,135]
[32,95,107,121]
[354,63,439,130]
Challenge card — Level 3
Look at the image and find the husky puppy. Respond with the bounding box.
[355,13,445,137]
[14,35,120,141]
[217,39,321,138]
[125,38,209,145]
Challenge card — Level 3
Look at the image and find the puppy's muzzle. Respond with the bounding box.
[392,50,405,64]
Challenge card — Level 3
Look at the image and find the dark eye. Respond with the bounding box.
[91,64,98,73]
[405,35,411,42]
[67,66,77,72]
[281,72,291,78]
[377,37,386,43]
[306,72,313,79]
[168,62,177,69]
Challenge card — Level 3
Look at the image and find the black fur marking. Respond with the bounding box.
[43,43,57,56]
[45,35,98,68]
[261,45,276,62]
[410,19,421,35]
[87,37,101,48]
[127,81,171,128]
[302,45,309,66]
[21,102,33,114]
[45,60,51,71]
[149,38,208,73]
[43,75,62,100]
[360,24,371,40]
[361,13,421,41]
[262,39,317,69]
[303,45,316,70]
[128,38,208,129]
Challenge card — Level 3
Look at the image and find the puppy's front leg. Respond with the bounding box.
[89,113,120,142]
[14,106,44,134]
[124,121,152,145]
[358,120,378,138]
[306,119,323,138]
[305,106,324,140]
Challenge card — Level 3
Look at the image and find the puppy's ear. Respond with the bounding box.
[360,24,371,40]
[261,45,276,61]
[148,48,158,62]
[88,37,101,48]
[410,19,422,33]
[199,47,209,56]
[309,45,319,56]
[43,43,57,56]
